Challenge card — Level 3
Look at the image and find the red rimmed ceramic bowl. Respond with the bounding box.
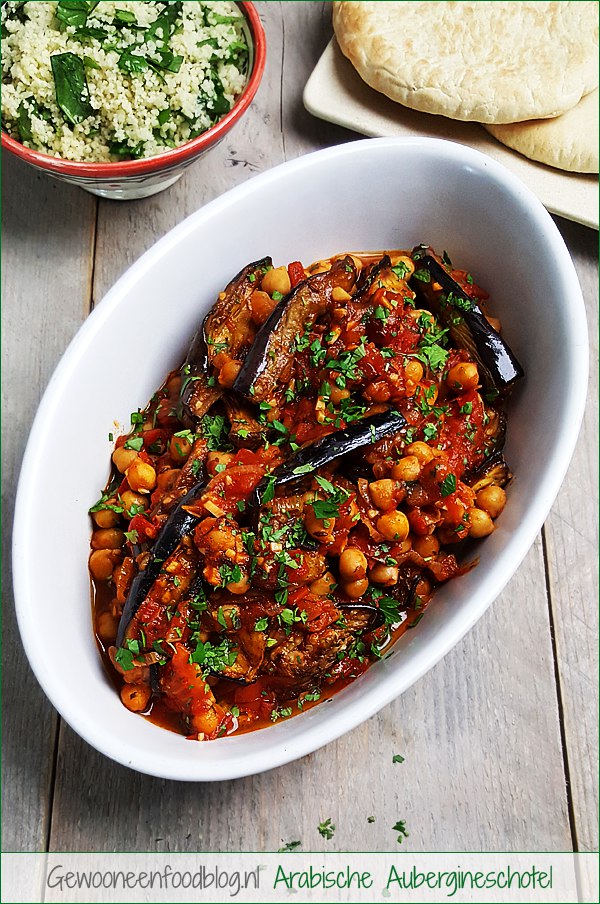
[1,2,265,200]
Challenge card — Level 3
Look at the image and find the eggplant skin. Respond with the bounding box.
[233,256,358,404]
[180,257,272,420]
[410,247,524,395]
[115,479,206,648]
[251,409,407,509]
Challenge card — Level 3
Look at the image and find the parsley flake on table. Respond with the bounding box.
[392,753,405,764]
[278,840,302,853]
[317,818,336,840]
[392,820,409,843]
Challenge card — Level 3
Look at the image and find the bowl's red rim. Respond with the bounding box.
[1,1,266,179]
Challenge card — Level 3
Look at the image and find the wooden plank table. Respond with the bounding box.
[2,1,597,859]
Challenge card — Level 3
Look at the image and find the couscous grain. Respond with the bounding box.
[1,1,250,162]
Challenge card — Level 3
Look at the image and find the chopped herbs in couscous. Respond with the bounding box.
[1,1,251,161]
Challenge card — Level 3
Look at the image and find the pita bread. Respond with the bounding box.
[485,90,599,173]
[332,1,599,124]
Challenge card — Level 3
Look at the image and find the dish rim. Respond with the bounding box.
[0,1,266,179]
[11,137,588,780]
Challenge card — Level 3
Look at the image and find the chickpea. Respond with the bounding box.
[447,361,479,392]
[376,509,409,542]
[227,576,251,595]
[92,506,119,529]
[304,508,335,541]
[89,548,121,581]
[166,374,182,398]
[309,570,337,596]
[415,576,432,601]
[120,683,151,713]
[331,286,352,303]
[250,290,277,324]
[412,534,440,558]
[218,359,242,389]
[329,385,350,405]
[204,529,234,554]
[91,528,125,550]
[404,360,424,383]
[126,458,156,494]
[339,547,368,582]
[156,468,181,491]
[468,507,495,538]
[476,485,507,519]
[405,441,435,466]
[112,446,138,473]
[369,563,399,586]
[389,253,414,277]
[207,451,233,474]
[391,455,421,482]
[96,611,118,642]
[261,266,291,297]
[169,434,192,463]
[342,578,369,599]
[121,490,147,514]
[368,479,396,511]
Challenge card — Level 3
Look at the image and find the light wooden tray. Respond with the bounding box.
[304,40,599,231]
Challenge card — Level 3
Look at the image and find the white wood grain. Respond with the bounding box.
[544,218,599,855]
[1,153,96,851]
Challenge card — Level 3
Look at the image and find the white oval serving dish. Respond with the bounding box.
[12,137,588,780]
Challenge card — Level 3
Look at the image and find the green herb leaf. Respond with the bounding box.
[392,753,405,764]
[117,49,149,75]
[262,475,277,504]
[392,820,409,843]
[277,840,301,853]
[50,52,93,125]
[413,269,431,283]
[440,474,457,497]
[123,436,144,451]
[392,261,409,279]
[317,818,336,840]
[56,1,97,29]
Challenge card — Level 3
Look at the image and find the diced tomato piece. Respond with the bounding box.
[128,513,159,541]
[287,260,305,288]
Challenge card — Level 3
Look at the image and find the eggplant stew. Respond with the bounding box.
[89,246,522,740]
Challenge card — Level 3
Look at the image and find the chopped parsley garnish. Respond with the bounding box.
[317,818,336,840]
[189,637,237,675]
[278,840,301,853]
[392,261,409,279]
[392,820,410,843]
[412,268,430,283]
[123,435,143,451]
[392,753,405,764]
[440,474,457,497]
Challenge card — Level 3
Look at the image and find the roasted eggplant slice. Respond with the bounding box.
[410,247,524,395]
[223,395,263,448]
[464,451,511,492]
[337,602,385,633]
[233,256,358,404]
[251,409,407,508]
[116,479,207,647]
[180,257,272,419]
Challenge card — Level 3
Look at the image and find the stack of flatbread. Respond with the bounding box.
[332,1,599,173]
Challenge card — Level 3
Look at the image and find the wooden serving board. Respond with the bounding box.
[304,40,599,231]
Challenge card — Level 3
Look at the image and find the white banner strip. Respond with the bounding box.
[1,852,598,904]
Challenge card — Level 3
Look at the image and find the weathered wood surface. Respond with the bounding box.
[2,1,597,858]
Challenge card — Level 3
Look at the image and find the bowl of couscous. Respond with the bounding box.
[1,1,266,199]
